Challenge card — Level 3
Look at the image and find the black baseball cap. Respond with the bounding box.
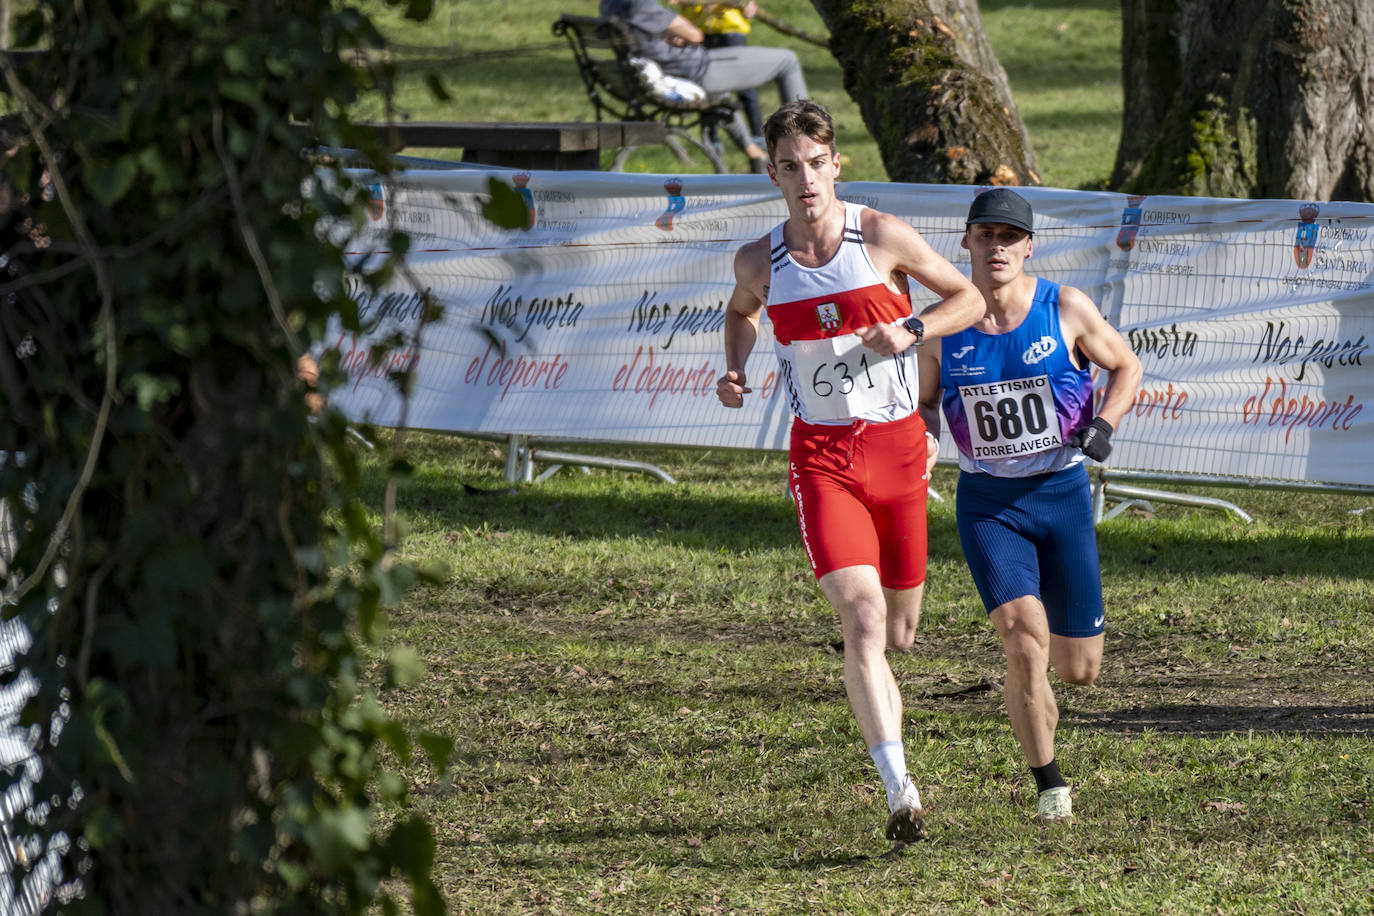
[966,188,1033,235]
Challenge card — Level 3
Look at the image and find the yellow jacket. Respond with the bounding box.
[679,3,751,36]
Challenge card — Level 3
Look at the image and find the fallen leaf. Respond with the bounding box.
[1204,800,1247,813]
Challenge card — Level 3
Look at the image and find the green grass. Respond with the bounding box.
[363,432,1374,915]
[354,0,1123,189]
[981,0,1123,189]
[346,5,1374,912]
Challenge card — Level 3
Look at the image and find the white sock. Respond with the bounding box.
[868,740,908,808]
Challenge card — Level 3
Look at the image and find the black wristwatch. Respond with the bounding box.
[901,316,924,345]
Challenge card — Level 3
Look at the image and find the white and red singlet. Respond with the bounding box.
[766,203,930,587]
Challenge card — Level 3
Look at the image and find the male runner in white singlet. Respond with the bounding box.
[919,188,1141,824]
[716,100,983,844]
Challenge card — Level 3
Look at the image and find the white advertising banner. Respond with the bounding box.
[330,169,1372,488]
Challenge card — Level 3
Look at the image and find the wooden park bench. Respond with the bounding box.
[553,13,744,173]
[363,120,668,171]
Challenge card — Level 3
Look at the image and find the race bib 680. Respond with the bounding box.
[957,375,1062,458]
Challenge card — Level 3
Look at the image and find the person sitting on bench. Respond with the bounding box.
[601,0,809,171]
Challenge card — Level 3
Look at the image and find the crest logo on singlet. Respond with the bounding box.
[1022,336,1057,364]
[815,302,841,331]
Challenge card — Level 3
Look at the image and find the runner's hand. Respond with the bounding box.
[924,430,939,479]
[717,369,752,407]
[1068,416,1114,461]
[855,322,916,357]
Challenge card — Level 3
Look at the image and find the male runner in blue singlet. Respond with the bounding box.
[717,101,983,844]
[918,188,1142,823]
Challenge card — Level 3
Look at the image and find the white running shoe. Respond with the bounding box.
[1035,786,1073,824]
[884,775,927,843]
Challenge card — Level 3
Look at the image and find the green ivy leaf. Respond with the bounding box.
[83,807,126,850]
[386,645,424,689]
[357,585,381,639]
[412,879,444,916]
[305,806,372,870]
[376,770,407,802]
[387,816,435,878]
[125,371,182,411]
[137,146,182,194]
[482,176,531,230]
[86,157,138,207]
[220,78,264,105]
[277,861,310,891]
[416,731,455,774]
[224,40,255,74]
[373,720,410,764]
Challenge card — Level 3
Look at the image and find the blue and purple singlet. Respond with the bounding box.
[939,278,1094,477]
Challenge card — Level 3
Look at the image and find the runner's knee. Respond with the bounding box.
[1001,629,1048,675]
[840,598,889,652]
[886,616,916,652]
[1055,653,1100,686]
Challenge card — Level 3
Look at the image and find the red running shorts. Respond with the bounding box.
[787,412,930,589]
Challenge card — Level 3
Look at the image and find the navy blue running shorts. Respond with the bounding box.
[955,462,1105,638]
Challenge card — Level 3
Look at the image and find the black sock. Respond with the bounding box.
[1031,760,1067,794]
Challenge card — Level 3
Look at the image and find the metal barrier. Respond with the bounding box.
[1092,467,1374,524]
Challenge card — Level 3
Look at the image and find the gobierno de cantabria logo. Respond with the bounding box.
[1293,203,1319,269]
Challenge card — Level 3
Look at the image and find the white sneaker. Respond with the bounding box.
[1035,786,1072,824]
[884,775,927,843]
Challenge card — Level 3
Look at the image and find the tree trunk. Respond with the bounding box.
[1112,0,1374,201]
[810,0,1040,186]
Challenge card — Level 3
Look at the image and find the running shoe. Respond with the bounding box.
[884,776,927,843]
[1034,785,1072,824]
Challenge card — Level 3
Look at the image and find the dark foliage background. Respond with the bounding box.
[0,1,452,912]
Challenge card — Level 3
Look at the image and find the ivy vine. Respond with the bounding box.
[0,1,455,912]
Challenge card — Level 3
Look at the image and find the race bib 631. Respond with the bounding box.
[791,334,903,421]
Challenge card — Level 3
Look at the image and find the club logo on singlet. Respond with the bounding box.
[1022,335,1057,365]
[816,302,841,331]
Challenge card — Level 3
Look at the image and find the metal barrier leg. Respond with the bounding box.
[535,464,593,483]
[476,432,675,485]
[527,447,676,484]
[504,434,524,483]
[1101,496,1156,522]
[1102,482,1252,523]
[519,443,534,483]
